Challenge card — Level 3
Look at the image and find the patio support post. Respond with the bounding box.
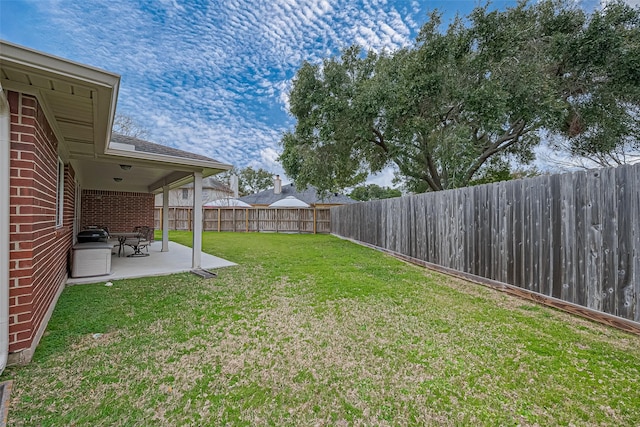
[192,171,203,269]
[162,185,169,252]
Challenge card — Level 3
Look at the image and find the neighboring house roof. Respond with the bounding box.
[111,133,221,163]
[180,176,232,192]
[269,196,310,208]
[239,183,357,206]
[204,198,252,207]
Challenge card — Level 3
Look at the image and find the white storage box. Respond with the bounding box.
[71,242,112,278]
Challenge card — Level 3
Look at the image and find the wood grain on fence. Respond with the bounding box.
[155,207,331,234]
[331,163,640,326]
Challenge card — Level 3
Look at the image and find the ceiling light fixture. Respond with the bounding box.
[113,177,123,182]
[120,164,132,170]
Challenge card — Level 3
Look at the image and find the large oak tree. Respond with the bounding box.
[281,0,640,193]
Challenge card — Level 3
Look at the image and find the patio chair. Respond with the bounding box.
[123,235,150,257]
[133,226,154,242]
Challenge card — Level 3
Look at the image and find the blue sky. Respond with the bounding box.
[0,0,619,186]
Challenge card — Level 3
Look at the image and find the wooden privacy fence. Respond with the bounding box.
[154,207,331,233]
[331,163,640,328]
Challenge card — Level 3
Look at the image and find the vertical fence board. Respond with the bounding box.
[479,185,490,278]
[616,165,634,320]
[539,176,551,296]
[585,170,603,311]
[472,186,481,277]
[463,189,473,275]
[512,180,524,289]
[531,179,542,294]
[632,165,640,323]
[498,182,508,284]
[457,189,467,273]
[550,174,563,299]
[524,180,535,291]
[575,172,589,306]
[505,181,515,285]
[561,174,576,303]
[601,168,618,315]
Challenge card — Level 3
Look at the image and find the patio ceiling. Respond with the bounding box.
[1,40,230,193]
[71,157,197,193]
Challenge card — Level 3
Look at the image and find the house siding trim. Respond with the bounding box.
[1,85,11,373]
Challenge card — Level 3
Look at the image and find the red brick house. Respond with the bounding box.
[0,41,231,368]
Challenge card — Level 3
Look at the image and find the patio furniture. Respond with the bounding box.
[111,231,144,257]
[123,235,150,257]
[71,242,112,278]
[133,226,154,242]
[77,228,109,243]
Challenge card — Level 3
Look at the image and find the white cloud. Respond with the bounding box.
[4,0,438,177]
[365,166,398,188]
[601,0,640,7]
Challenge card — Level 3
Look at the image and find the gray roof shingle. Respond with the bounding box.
[239,183,357,206]
[111,133,221,163]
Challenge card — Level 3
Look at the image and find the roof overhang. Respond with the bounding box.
[102,145,231,193]
[1,40,231,193]
[0,40,119,161]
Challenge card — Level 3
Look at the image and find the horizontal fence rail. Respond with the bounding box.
[154,207,331,234]
[331,163,640,327]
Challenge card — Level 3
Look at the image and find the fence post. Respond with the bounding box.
[313,208,317,234]
[217,208,221,232]
[246,208,249,232]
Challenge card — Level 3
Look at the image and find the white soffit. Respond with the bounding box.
[0,40,120,161]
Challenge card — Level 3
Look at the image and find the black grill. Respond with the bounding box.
[77,229,108,243]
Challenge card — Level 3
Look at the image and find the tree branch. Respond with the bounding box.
[369,127,389,153]
[421,172,441,192]
[464,119,528,182]
[424,149,443,190]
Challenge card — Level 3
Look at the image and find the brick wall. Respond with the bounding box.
[81,190,154,233]
[8,91,75,355]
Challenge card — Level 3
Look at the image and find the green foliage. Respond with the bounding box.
[349,184,402,201]
[218,166,274,195]
[545,0,640,157]
[281,1,640,193]
[469,163,542,185]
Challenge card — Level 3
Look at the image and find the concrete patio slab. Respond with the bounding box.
[67,241,236,285]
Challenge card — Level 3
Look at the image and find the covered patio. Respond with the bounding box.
[67,240,236,285]
[3,41,234,273]
[73,131,233,275]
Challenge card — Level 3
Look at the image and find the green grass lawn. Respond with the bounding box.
[3,232,640,426]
